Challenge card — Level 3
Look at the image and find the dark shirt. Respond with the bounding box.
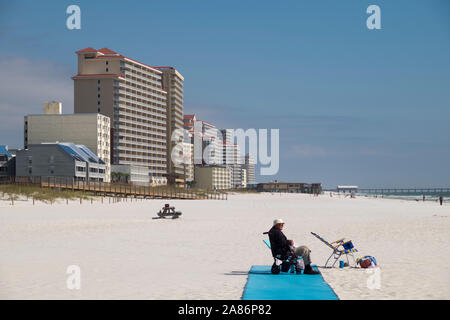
[268,226,291,258]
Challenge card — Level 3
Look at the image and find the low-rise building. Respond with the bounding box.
[111,164,166,186]
[25,103,111,181]
[0,145,15,178]
[257,182,322,194]
[15,143,106,182]
[194,165,230,190]
[337,185,358,193]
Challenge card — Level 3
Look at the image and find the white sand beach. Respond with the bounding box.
[0,193,449,300]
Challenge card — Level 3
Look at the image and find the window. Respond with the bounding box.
[98,80,101,84]
[106,61,109,65]
[106,68,109,72]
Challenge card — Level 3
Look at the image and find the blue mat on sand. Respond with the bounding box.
[242,265,339,300]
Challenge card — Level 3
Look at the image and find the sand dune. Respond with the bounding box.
[0,193,448,299]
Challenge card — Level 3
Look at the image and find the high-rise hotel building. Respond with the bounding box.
[73,48,168,183]
[153,66,185,181]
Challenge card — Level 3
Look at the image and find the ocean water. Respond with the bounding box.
[356,191,450,203]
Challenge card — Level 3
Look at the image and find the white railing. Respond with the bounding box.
[117,140,166,155]
[115,104,166,120]
[116,125,166,141]
[117,151,166,162]
[115,131,166,143]
[115,96,166,113]
[116,119,165,135]
[118,83,166,100]
[116,109,166,125]
[114,92,166,108]
[123,70,162,88]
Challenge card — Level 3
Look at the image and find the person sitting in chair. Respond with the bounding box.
[268,219,320,275]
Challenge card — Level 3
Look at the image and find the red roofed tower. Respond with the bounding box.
[72,48,169,185]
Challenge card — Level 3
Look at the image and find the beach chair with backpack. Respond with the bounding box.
[310,232,359,268]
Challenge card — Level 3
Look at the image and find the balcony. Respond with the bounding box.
[116,125,166,141]
[116,109,166,125]
[123,70,162,88]
[114,96,166,113]
[114,90,166,107]
[116,119,165,135]
[117,82,166,100]
[117,151,166,162]
[116,131,166,144]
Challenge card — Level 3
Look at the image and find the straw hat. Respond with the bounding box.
[273,218,285,226]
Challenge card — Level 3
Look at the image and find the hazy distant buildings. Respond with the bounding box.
[183,114,196,131]
[199,120,222,165]
[244,154,256,186]
[184,116,222,166]
[73,47,167,185]
[182,139,194,182]
[16,143,106,182]
[184,119,257,188]
[221,129,246,188]
[24,103,111,181]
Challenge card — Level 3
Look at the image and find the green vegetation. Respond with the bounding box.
[0,184,93,204]
[0,181,230,204]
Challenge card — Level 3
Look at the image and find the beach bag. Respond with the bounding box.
[358,256,378,268]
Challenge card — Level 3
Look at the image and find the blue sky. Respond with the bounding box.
[0,0,449,188]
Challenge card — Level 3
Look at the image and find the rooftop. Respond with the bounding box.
[0,145,12,157]
[76,47,162,74]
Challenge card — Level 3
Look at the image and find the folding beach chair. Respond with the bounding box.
[310,232,358,268]
[262,233,303,274]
